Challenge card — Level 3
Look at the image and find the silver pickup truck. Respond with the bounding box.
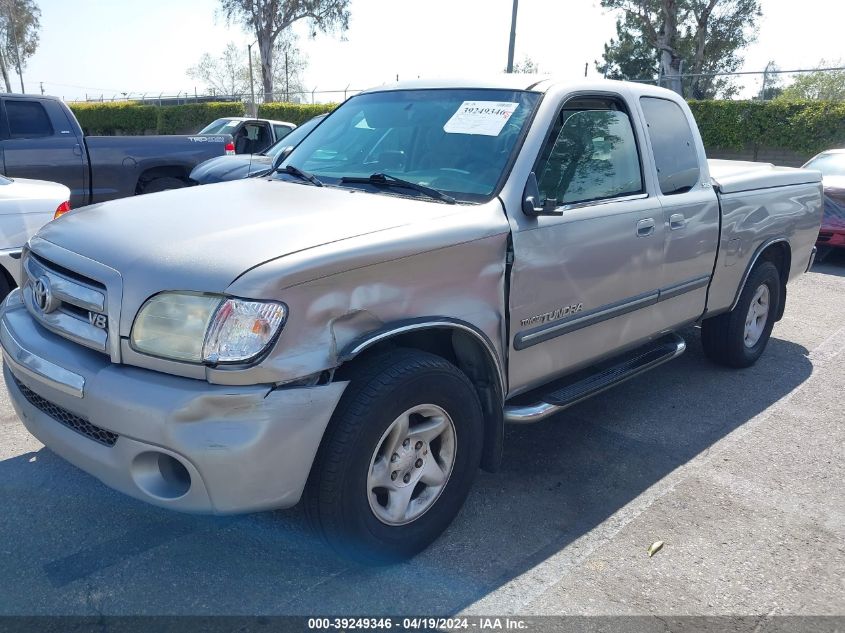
[0,77,822,564]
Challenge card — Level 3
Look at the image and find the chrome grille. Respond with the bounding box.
[12,376,118,447]
[23,253,110,354]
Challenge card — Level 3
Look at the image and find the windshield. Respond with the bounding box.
[278,89,541,202]
[804,152,845,178]
[804,152,845,176]
[265,115,326,158]
[199,118,241,134]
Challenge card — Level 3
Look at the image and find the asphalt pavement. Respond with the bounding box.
[0,253,843,618]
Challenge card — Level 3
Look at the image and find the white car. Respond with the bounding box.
[0,175,70,298]
[198,117,297,154]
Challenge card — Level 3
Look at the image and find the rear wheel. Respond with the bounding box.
[141,176,186,195]
[305,349,483,564]
[701,260,781,368]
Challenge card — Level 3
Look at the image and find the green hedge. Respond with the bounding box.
[257,102,337,124]
[68,100,845,155]
[69,101,246,135]
[688,100,845,156]
[156,102,245,134]
[69,102,159,135]
[68,101,338,135]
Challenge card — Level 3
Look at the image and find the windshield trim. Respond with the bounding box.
[280,88,544,205]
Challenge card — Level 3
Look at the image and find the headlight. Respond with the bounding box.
[131,292,287,364]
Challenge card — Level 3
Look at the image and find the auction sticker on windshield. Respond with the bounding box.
[443,101,519,136]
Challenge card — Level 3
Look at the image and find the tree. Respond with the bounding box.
[187,43,250,97]
[269,30,308,101]
[756,60,783,101]
[779,60,845,101]
[597,16,659,83]
[187,33,308,101]
[219,0,350,103]
[511,56,539,74]
[0,0,40,93]
[596,0,760,98]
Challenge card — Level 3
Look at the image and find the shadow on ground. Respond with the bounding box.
[813,247,845,277]
[0,328,812,615]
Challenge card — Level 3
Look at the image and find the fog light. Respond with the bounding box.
[131,451,191,499]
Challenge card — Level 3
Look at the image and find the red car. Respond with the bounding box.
[804,149,845,249]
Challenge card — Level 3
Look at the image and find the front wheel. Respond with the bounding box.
[701,260,781,368]
[305,349,483,564]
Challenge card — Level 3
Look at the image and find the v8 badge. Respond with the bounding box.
[88,312,107,329]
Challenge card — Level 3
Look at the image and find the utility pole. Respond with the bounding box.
[506,0,518,73]
[285,51,289,103]
[247,41,257,116]
[39,81,44,95]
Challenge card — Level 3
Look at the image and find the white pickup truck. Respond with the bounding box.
[0,77,822,564]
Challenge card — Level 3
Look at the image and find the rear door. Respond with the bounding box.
[0,97,87,207]
[636,96,719,327]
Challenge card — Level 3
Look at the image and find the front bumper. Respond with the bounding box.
[0,290,347,514]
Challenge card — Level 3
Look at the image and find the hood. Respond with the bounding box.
[33,177,466,307]
[190,154,274,184]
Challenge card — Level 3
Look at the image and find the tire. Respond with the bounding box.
[701,260,781,368]
[141,177,186,195]
[305,349,484,564]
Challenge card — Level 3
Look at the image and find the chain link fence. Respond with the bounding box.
[626,66,845,101]
[66,87,364,107]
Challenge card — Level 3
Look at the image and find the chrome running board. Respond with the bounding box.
[503,333,686,424]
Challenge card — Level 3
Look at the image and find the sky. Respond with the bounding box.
[19,0,845,102]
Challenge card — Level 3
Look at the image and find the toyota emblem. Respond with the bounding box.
[32,276,56,313]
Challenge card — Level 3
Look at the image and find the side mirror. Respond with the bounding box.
[522,172,561,217]
[270,146,295,172]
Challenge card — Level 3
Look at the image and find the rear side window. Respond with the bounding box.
[639,97,700,195]
[5,100,54,139]
[273,124,293,140]
[535,107,643,206]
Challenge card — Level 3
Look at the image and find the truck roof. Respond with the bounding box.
[0,93,63,101]
[215,116,295,126]
[359,75,679,98]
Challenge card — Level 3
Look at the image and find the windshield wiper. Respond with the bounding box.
[279,164,323,187]
[340,173,456,204]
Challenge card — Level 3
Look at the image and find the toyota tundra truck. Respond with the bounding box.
[0,77,823,564]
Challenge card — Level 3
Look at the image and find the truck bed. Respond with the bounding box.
[705,159,823,317]
[708,159,821,194]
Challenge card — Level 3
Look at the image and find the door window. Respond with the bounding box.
[242,122,272,152]
[535,103,643,207]
[273,124,293,141]
[5,100,54,139]
[639,97,700,195]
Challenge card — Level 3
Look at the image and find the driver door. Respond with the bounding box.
[506,94,665,395]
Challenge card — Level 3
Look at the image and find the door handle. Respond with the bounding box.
[73,143,83,157]
[636,218,655,237]
[670,213,686,230]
